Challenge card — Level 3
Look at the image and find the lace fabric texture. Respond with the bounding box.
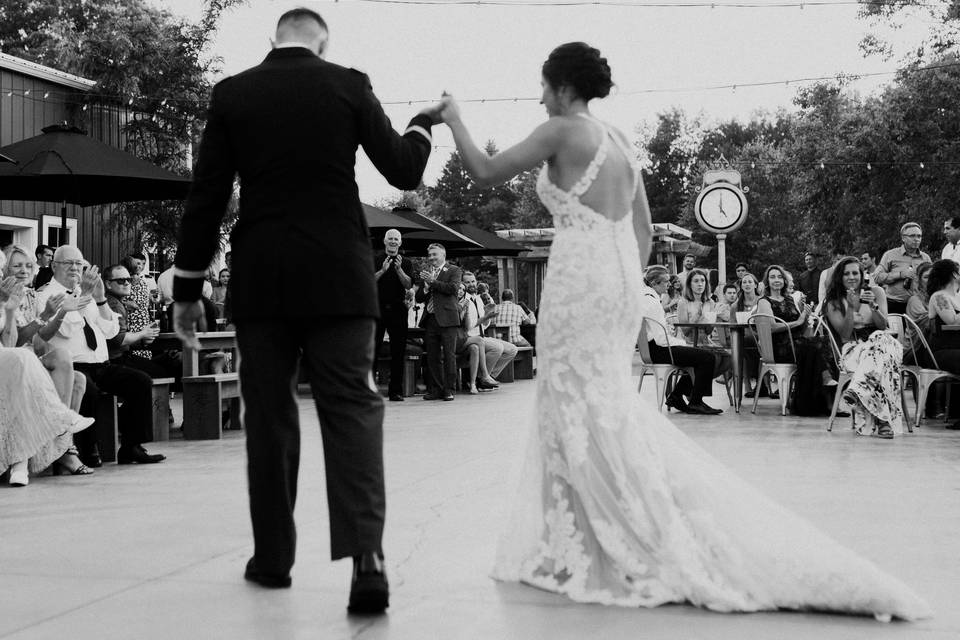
[0,348,85,474]
[491,118,932,620]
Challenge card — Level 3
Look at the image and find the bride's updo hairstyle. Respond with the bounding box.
[542,42,613,101]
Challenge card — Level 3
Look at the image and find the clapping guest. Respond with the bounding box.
[374,229,414,401]
[0,277,95,486]
[416,243,462,401]
[824,256,903,438]
[662,275,682,314]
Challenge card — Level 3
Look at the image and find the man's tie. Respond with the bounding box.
[82,319,98,352]
[426,268,439,314]
[66,291,98,351]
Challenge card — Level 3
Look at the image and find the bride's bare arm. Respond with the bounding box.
[633,176,653,267]
[443,98,561,188]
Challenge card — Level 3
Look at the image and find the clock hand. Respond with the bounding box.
[717,195,728,218]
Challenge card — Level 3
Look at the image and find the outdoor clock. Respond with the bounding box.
[694,182,749,234]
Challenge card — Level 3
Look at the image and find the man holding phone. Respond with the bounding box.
[873,222,931,314]
[374,229,413,401]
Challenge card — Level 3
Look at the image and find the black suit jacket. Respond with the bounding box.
[173,47,433,320]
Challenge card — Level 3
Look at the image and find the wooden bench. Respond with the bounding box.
[94,391,119,463]
[513,346,535,379]
[375,352,423,397]
[182,373,241,440]
[151,377,176,442]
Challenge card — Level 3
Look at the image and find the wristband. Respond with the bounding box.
[96,299,108,306]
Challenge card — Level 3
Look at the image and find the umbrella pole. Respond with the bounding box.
[61,202,67,245]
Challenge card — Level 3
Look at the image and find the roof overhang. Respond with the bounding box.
[0,52,96,91]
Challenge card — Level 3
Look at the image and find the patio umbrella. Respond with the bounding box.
[0,153,14,164]
[444,220,527,257]
[362,203,428,235]
[389,207,483,255]
[0,124,192,233]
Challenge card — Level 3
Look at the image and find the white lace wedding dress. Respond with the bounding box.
[491,114,932,620]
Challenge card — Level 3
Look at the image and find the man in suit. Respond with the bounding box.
[171,8,439,614]
[373,229,413,401]
[416,243,462,401]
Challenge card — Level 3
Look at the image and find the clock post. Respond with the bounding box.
[692,165,749,285]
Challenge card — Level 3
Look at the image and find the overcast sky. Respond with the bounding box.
[153,0,931,204]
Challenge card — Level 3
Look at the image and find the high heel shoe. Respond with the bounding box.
[8,462,28,487]
[52,454,94,476]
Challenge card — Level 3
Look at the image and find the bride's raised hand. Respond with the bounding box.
[417,100,445,125]
[438,93,461,126]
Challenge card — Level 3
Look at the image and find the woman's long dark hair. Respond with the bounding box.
[926,259,959,299]
[682,268,710,303]
[735,272,758,311]
[823,256,862,313]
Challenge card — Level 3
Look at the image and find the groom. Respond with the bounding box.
[172,8,439,613]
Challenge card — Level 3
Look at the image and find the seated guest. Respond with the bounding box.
[157,264,212,305]
[455,284,497,394]
[639,266,722,415]
[462,272,513,387]
[823,256,903,439]
[755,265,835,414]
[211,268,230,318]
[1,275,95,486]
[662,274,682,314]
[905,261,934,340]
[495,289,532,347]
[121,254,160,360]
[736,272,761,316]
[924,259,960,372]
[34,246,166,466]
[677,268,732,378]
[715,283,738,321]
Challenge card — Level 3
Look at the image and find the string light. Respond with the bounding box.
[866,162,871,170]
[346,0,943,7]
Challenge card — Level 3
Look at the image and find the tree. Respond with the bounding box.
[0,0,245,260]
[427,142,519,230]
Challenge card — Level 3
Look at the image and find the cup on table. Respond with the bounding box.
[735,311,751,324]
[702,311,717,323]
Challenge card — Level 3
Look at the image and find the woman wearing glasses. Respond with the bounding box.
[0,248,95,486]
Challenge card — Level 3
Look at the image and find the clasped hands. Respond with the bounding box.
[417,93,460,126]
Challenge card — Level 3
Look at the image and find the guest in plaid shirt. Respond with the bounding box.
[495,289,532,347]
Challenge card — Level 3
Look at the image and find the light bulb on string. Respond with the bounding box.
[867,162,872,170]
[920,162,925,169]
[23,90,30,96]
[820,161,825,170]
[43,92,49,99]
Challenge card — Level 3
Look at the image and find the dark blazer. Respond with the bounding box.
[416,263,462,328]
[173,47,433,320]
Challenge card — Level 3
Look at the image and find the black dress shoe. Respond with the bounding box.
[476,379,498,391]
[388,393,404,401]
[117,445,166,464]
[665,393,689,413]
[79,447,103,468]
[442,392,455,401]
[348,552,389,614]
[422,393,440,401]
[244,557,291,589]
[687,401,723,415]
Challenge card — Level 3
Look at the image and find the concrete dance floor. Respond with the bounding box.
[2,378,958,640]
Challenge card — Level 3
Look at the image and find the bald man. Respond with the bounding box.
[374,229,413,401]
[172,7,441,613]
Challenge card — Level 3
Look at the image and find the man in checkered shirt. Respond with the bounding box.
[495,289,532,347]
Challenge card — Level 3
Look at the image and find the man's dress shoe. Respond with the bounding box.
[348,552,389,614]
[79,447,103,468]
[117,445,166,464]
[442,392,455,401]
[665,393,689,413]
[388,393,404,401]
[687,401,723,415]
[422,393,440,401]
[244,557,291,588]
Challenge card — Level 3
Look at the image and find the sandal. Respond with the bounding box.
[52,451,94,476]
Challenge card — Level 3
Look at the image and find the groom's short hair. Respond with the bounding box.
[277,8,327,33]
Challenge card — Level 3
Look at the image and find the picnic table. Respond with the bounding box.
[155,331,238,378]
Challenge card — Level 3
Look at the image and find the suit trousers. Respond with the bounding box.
[236,317,384,575]
[73,362,153,448]
[374,306,408,396]
[424,313,458,395]
[647,341,716,399]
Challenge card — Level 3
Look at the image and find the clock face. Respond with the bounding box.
[695,184,747,233]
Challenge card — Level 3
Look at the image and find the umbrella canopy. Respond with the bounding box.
[363,203,428,235]
[388,207,483,255]
[0,153,14,164]
[444,220,527,257]
[0,124,191,207]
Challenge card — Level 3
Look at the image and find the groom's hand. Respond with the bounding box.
[418,102,444,125]
[438,94,460,125]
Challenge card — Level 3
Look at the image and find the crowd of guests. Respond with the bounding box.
[638,217,960,436]
[374,230,534,402]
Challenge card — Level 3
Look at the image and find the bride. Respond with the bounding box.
[438,42,931,620]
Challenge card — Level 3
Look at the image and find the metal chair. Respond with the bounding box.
[811,316,856,432]
[747,314,798,416]
[891,314,959,428]
[637,319,695,413]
